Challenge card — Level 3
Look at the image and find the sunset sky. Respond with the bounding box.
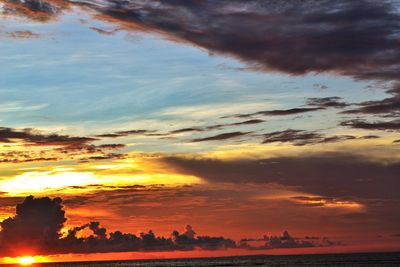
[0,0,400,263]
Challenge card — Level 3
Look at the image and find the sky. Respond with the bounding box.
[0,0,399,263]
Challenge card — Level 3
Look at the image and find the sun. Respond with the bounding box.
[18,256,35,266]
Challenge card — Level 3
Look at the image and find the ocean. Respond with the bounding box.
[5,252,400,267]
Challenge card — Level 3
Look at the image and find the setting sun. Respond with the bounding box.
[18,257,35,266]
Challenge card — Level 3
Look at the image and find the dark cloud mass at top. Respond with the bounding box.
[2,0,400,81]
[80,0,400,82]
[3,0,400,121]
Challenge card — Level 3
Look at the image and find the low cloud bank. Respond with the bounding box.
[0,196,336,256]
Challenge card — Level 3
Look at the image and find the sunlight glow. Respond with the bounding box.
[2,255,50,265]
[0,162,202,196]
[0,171,100,195]
[18,256,35,266]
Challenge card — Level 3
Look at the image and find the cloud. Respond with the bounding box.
[170,119,264,134]
[0,196,234,256]
[306,97,349,108]
[0,127,95,146]
[232,107,323,118]
[4,0,400,82]
[90,27,120,36]
[0,127,125,163]
[0,196,340,256]
[342,86,400,116]
[161,154,400,200]
[0,196,66,255]
[1,30,41,39]
[0,0,62,21]
[191,131,251,142]
[340,119,400,131]
[95,130,156,138]
[86,0,400,82]
[226,97,349,119]
[262,129,356,146]
[239,230,339,250]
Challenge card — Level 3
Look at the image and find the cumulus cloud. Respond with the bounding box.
[239,230,339,250]
[0,196,340,256]
[0,196,233,256]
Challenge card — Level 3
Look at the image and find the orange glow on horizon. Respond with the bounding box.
[18,256,35,266]
[2,256,50,265]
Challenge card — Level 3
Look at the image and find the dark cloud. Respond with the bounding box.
[78,153,126,163]
[227,119,265,126]
[0,196,66,255]
[340,119,400,131]
[227,97,349,119]
[0,127,95,146]
[239,231,339,250]
[361,135,381,139]
[0,196,236,256]
[342,85,400,116]
[0,196,339,256]
[306,97,349,108]
[233,107,323,118]
[191,131,250,142]
[171,120,264,134]
[90,27,120,36]
[71,0,400,82]
[0,0,62,21]
[95,130,156,138]
[4,0,400,128]
[162,154,400,200]
[262,129,356,146]
[170,127,204,134]
[5,0,400,82]
[0,127,125,163]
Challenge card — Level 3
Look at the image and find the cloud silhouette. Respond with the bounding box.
[340,119,400,131]
[239,230,339,250]
[191,131,251,142]
[262,129,356,146]
[342,86,400,117]
[162,154,400,200]
[0,127,125,163]
[231,107,323,118]
[306,97,349,108]
[0,196,66,255]
[0,196,236,256]
[4,0,400,82]
[0,196,338,256]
